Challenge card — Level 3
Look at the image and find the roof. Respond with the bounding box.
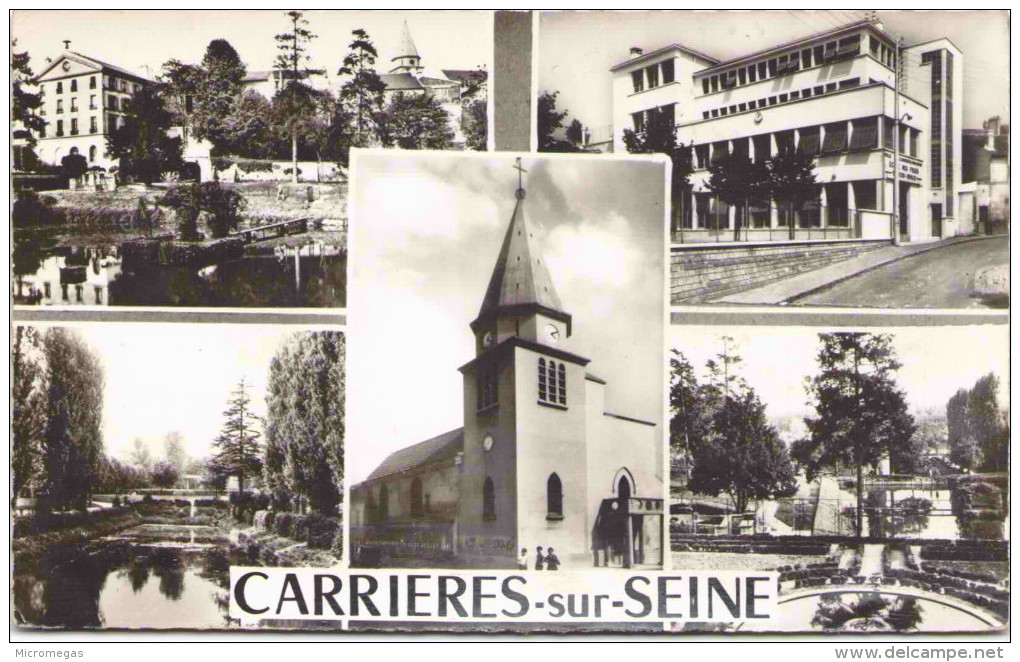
[610,43,719,72]
[365,427,464,481]
[380,72,424,91]
[35,51,150,83]
[475,188,567,324]
[694,19,881,76]
[419,75,458,87]
[442,69,487,84]
[394,20,421,60]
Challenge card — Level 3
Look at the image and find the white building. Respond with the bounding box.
[31,49,150,170]
[611,19,964,244]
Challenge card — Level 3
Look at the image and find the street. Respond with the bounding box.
[795,236,1009,309]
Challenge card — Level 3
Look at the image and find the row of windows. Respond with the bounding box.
[631,103,675,134]
[698,33,875,96]
[630,58,676,94]
[538,358,567,406]
[51,95,101,114]
[482,473,562,521]
[701,77,861,119]
[691,117,918,170]
[45,116,106,138]
[47,75,138,96]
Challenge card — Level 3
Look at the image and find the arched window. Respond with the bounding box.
[548,360,558,402]
[88,145,97,162]
[538,357,567,406]
[557,362,567,405]
[483,477,495,521]
[618,475,632,501]
[547,473,563,519]
[538,358,547,401]
[410,476,424,518]
[378,484,389,522]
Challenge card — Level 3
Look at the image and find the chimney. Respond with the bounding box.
[629,47,644,59]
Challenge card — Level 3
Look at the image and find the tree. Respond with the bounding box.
[105,84,183,183]
[680,338,797,515]
[622,107,693,232]
[11,41,47,159]
[383,92,455,150]
[184,40,247,151]
[223,89,272,158]
[767,147,818,239]
[41,328,105,511]
[264,332,345,516]
[706,152,770,240]
[211,379,263,499]
[337,29,387,141]
[461,97,487,152]
[566,118,583,145]
[129,437,153,469]
[150,460,180,490]
[164,431,187,475]
[537,91,580,152]
[12,326,47,505]
[967,374,1007,472]
[60,149,89,181]
[794,333,916,538]
[159,59,204,144]
[274,10,318,182]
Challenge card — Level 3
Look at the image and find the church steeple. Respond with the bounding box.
[471,158,572,341]
[391,21,423,73]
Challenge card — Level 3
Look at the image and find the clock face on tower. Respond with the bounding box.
[482,434,495,452]
[482,331,495,348]
[543,323,560,344]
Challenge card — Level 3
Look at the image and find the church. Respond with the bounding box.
[350,161,664,570]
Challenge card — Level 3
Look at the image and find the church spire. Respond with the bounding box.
[393,21,421,60]
[471,158,571,336]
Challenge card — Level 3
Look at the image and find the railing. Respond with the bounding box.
[231,217,312,243]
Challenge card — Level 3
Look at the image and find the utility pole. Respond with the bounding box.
[892,36,904,246]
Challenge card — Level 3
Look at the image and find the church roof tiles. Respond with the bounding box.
[394,20,421,60]
[365,427,464,482]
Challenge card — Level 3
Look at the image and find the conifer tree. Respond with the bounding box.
[211,378,263,499]
[274,10,317,182]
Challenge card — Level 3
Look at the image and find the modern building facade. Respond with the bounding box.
[32,50,150,170]
[610,19,964,245]
[351,177,663,570]
[961,117,1010,233]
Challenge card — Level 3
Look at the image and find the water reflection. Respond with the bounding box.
[11,241,346,308]
[13,542,231,629]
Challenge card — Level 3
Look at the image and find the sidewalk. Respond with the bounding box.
[713,236,990,305]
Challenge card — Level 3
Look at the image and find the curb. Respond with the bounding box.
[780,235,1007,305]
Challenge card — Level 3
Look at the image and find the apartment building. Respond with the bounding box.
[611,19,963,244]
[32,50,150,170]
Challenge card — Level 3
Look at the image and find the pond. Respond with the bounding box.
[13,528,237,630]
[11,242,346,308]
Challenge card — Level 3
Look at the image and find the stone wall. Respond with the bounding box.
[671,239,890,303]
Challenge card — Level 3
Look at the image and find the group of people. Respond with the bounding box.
[516,546,560,571]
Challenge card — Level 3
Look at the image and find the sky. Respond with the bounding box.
[12,10,491,81]
[347,150,668,483]
[21,323,332,465]
[672,324,1010,431]
[539,9,1010,132]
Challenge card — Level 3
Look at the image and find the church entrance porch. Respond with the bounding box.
[592,495,664,569]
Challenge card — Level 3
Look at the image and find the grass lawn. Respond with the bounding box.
[671,551,824,572]
[925,560,1010,582]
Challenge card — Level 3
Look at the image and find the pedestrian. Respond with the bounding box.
[545,547,561,571]
[517,547,529,570]
[535,546,545,571]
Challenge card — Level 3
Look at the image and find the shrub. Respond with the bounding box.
[304,513,340,549]
[238,161,274,173]
[12,189,63,227]
[275,512,295,538]
[292,514,309,542]
[331,527,344,560]
[253,509,271,530]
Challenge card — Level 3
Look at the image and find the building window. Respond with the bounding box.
[720,107,728,117]
[758,62,767,79]
[813,85,824,96]
[70,79,77,92]
[56,119,64,137]
[646,64,659,89]
[477,366,498,410]
[538,357,566,406]
[839,77,861,90]
[410,476,424,519]
[748,100,756,110]
[631,70,644,94]
[695,144,710,168]
[90,76,96,89]
[767,59,777,77]
[825,82,837,93]
[768,96,777,106]
[631,111,645,133]
[702,111,710,120]
[702,78,709,95]
[378,484,389,521]
[779,93,788,103]
[710,140,729,166]
[849,117,878,151]
[852,180,878,210]
[89,145,97,161]
[661,59,675,84]
[56,82,63,94]
[547,473,563,519]
[108,96,118,111]
[802,48,813,68]
[798,126,820,156]
[710,109,719,118]
[483,477,495,521]
[56,99,64,114]
[71,98,78,112]
[738,102,747,112]
[821,122,848,153]
[39,124,46,138]
[70,118,78,135]
[738,68,746,85]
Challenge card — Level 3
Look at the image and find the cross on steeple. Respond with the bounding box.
[63,39,71,50]
[513,157,527,199]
